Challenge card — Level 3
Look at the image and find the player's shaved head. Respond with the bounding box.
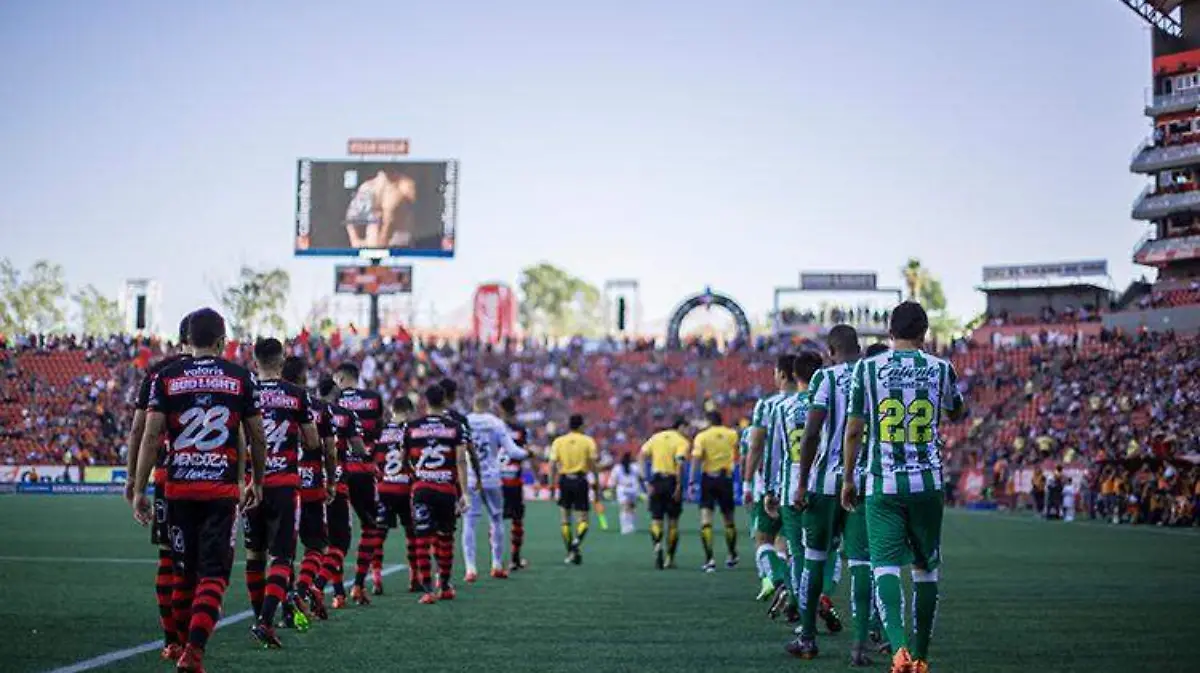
[569,414,584,431]
[439,378,458,402]
[187,308,225,350]
[706,410,723,426]
[499,396,517,416]
[253,338,285,370]
[865,342,889,358]
[890,301,929,342]
[281,356,307,385]
[392,395,414,415]
[318,376,337,399]
[826,324,861,358]
[425,384,447,410]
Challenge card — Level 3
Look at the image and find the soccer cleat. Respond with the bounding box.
[306,589,329,621]
[279,600,296,628]
[464,570,478,584]
[725,555,739,569]
[439,586,457,601]
[175,645,205,673]
[912,660,930,673]
[350,585,371,606]
[664,555,676,569]
[290,599,311,632]
[490,567,509,579]
[890,647,916,673]
[371,567,384,596]
[756,576,775,601]
[849,643,874,667]
[702,560,717,573]
[160,644,184,662]
[418,592,438,605]
[767,584,791,620]
[785,635,819,660]
[784,604,800,624]
[818,594,844,633]
[331,595,347,610]
[250,623,283,649]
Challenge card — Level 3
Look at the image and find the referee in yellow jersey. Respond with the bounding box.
[690,410,740,573]
[548,414,600,565]
[640,415,690,569]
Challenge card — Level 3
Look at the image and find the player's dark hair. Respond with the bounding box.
[281,356,307,384]
[569,414,584,431]
[865,342,889,358]
[672,416,687,431]
[890,301,929,341]
[706,410,723,426]
[439,378,458,401]
[827,324,861,357]
[499,396,517,416]
[177,313,192,346]
[792,351,823,385]
[392,396,414,414]
[317,376,337,398]
[253,337,285,366]
[335,362,360,379]
[776,353,798,382]
[425,384,447,409]
[187,308,226,349]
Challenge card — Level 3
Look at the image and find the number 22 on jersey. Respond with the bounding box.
[877,399,934,444]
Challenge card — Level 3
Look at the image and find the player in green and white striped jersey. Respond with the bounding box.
[742,354,797,601]
[843,302,966,673]
[786,326,871,664]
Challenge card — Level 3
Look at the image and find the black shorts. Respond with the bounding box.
[346,474,379,530]
[648,474,683,520]
[378,491,413,531]
[411,488,457,536]
[557,474,590,512]
[150,490,169,546]
[299,500,329,550]
[167,498,237,580]
[242,487,299,561]
[328,493,353,552]
[700,473,735,515]
[502,485,525,520]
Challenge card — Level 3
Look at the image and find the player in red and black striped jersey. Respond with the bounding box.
[332,363,384,606]
[125,313,192,662]
[371,395,416,594]
[319,376,365,609]
[131,308,268,673]
[282,356,337,623]
[402,384,471,604]
[499,396,534,571]
[244,338,320,649]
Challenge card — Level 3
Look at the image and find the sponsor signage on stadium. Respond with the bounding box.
[1133,234,1200,265]
[472,283,516,345]
[799,272,878,291]
[295,159,458,259]
[981,260,1108,282]
[346,138,411,155]
[334,265,413,295]
[15,483,125,495]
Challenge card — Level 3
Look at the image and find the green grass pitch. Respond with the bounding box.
[1,497,1198,672]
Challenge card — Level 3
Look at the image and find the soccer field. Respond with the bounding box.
[1,497,1198,673]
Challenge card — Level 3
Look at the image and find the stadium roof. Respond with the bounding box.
[1119,0,1184,38]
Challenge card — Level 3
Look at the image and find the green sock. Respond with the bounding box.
[849,561,873,643]
[912,574,939,660]
[799,554,826,637]
[768,551,789,588]
[874,568,907,652]
[823,554,841,594]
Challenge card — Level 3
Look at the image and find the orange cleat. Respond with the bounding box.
[464,570,478,584]
[161,643,184,662]
[350,585,371,606]
[331,594,347,610]
[307,588,328,621]
[175,645,205,673]
[490,567,509,579]
[890,647,916,673]
[418,592,438,605]
[439,587,457,601]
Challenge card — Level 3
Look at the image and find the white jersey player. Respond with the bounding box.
[610,454,644,534]
[464,395,528,579]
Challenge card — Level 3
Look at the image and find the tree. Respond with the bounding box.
[517,263,603,337]
[0,259,68,335]
[900,258,956,343]
[218,266,291,339]
[74,284,123,335]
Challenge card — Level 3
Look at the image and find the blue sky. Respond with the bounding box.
[0,0,1157,333]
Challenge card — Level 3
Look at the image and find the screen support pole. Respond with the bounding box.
[368,256,383,338]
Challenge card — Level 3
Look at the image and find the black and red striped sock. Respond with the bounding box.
[259,560,292,625]
[155,550,178,645]
[511,519,525,564]
[404,531,418,585]
[414,535,434,590]
[188,577,228,650]
[372,528,388,571]
[434,534,454,587]
[320,548,346,596]
[296,550,322,597]
[354,528,380,587]
[172,575,195,646]
[245,557,266,617]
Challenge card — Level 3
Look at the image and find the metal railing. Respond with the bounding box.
[1131,186,1200,220]
[1145,87,1200,114]
[1130,140,1200,172]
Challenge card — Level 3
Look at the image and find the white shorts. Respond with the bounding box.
[617,489,639,506]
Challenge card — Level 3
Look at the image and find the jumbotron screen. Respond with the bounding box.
[334,265,413,295]
[295,159,459,258]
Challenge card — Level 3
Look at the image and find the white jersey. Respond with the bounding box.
[611,463,642,493]
[466,412,528,489]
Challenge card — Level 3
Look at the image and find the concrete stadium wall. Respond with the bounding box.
[1102,306,1200,333]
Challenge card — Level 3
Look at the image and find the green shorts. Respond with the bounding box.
[842,501,870,562]
[801,493,846,554]
[781,505,804,551]
[751,499,782,537]
[865,491,944,570]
